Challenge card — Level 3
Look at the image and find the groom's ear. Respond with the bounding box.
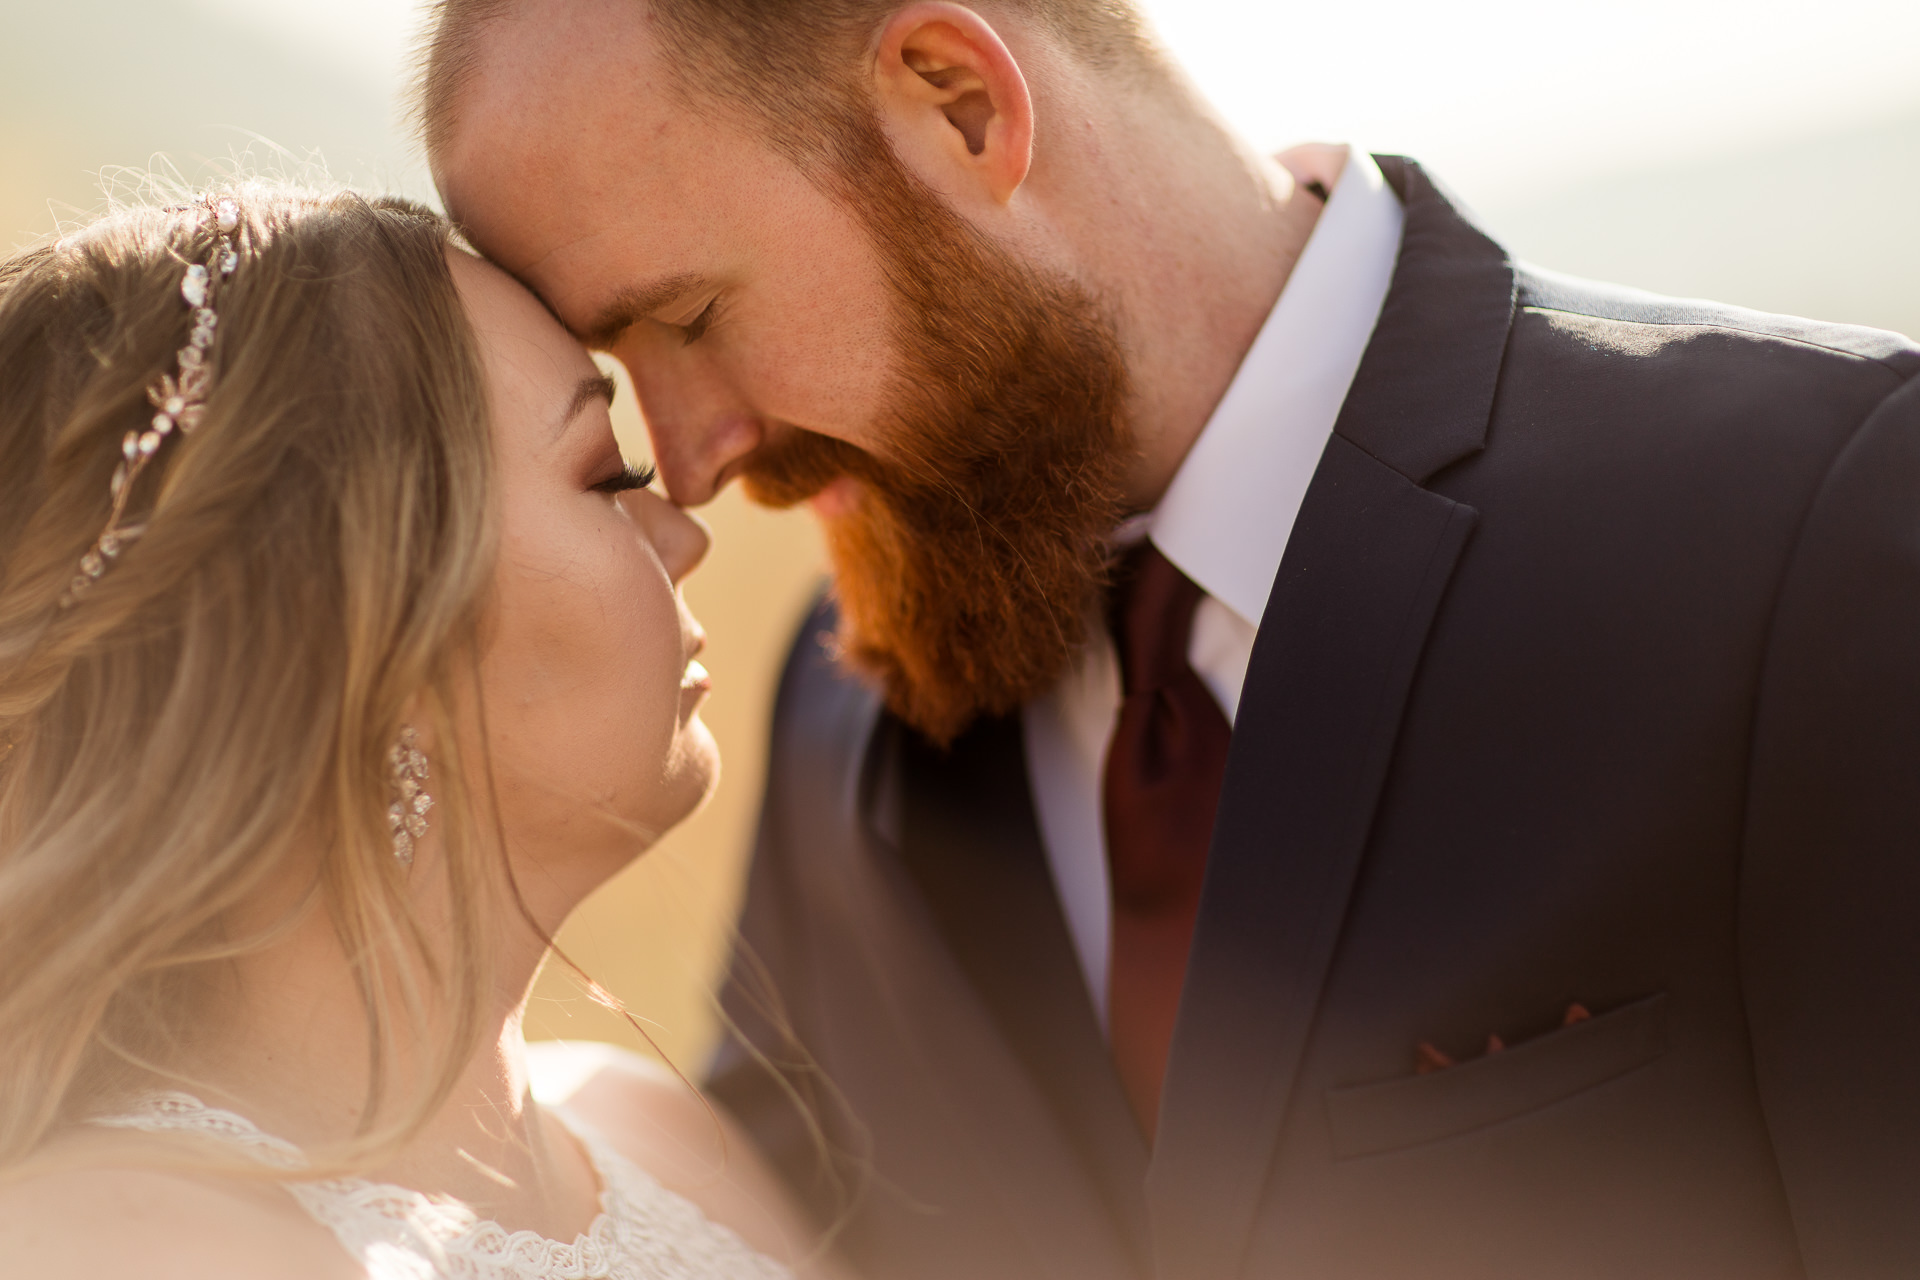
[872,3,1034,206]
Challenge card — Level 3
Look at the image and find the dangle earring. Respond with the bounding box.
[386,726,433,868]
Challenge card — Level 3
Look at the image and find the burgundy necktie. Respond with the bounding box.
[1102,542,1232,1141]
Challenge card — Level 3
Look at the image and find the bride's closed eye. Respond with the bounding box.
[592,460,658,494]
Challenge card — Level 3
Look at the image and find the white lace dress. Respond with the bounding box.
[92,1093,795,1280]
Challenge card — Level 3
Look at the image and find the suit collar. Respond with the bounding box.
[1337,155,1518,481]
[1152,147,1407,629]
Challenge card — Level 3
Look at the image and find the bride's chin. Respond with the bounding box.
[675,720,722,814]
[580,726,721,870]
[621,723,720,849]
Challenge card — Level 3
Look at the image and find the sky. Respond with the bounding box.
[1145,0,1920,196]
[185,0,1920,202]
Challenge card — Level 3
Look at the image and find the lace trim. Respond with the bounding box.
[91,1092,793,1280]
[93,1091,307,1168]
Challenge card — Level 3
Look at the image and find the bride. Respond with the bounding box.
[0,188,847,1279]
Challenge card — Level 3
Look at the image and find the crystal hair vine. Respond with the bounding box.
[59,196,242,609]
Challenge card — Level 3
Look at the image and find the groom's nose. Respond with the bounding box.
[610,331,765,507]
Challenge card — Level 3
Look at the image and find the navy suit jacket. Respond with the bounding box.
[707,157,1920,1279]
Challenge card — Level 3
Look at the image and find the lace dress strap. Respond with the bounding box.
[92,1090,307,1167]
[89,1093,794,1280]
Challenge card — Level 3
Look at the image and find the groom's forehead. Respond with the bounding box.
[436,12,887,342]
[440,0,680,148]
[437,4,745,258]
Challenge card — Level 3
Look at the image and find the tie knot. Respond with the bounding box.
[1109,542,1206,697]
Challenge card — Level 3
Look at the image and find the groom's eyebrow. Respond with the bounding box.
[581,273,710,347]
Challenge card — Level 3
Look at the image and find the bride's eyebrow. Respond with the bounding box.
[552,374,618,440]
[582,273,710,347]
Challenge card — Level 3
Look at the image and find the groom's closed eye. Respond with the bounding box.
[579,272,714,348]
[678,296,720,346]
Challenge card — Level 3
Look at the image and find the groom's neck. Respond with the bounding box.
[1034,85,1324,511]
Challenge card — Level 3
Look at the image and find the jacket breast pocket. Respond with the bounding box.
[1324,992,1669,1160]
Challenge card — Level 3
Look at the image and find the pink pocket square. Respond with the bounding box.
[1415,1002,1593,1074]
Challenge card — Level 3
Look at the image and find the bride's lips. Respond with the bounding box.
[680,615,711,700]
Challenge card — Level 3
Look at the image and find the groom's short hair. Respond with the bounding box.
[419,0,1166,167]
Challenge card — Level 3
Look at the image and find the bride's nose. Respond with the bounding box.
[625,488,711,585]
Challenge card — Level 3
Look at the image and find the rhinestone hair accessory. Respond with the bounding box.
[387,727,433,867]
[59,196,242,608]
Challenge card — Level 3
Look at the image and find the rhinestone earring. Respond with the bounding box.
[387,726,433,868]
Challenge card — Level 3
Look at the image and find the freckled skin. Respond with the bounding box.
[438,9,899,507]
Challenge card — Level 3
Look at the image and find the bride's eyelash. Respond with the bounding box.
[592,461,657,494]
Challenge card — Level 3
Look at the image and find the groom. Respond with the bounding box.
[422,2,1920,1276]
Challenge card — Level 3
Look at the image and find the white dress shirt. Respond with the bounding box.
[1021,148,1406,1031]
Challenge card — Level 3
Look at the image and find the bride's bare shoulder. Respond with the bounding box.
[0,1130,356,1280]
[527,1040,856,1280]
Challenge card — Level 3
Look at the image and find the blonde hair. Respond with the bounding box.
[0,188,501,1169]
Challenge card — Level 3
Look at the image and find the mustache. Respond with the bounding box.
[738,406,1130,747]
[738,426,871,509]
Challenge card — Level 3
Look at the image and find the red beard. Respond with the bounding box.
[741,119,1133,746]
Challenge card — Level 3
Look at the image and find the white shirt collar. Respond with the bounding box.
[1149,148,1405,628]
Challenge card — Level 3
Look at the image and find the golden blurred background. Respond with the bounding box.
[5,0,1916,1075]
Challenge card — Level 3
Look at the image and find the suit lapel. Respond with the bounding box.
[1145,157,1518,1280]
[835,709,1145,1278]
[891,713,1154,1264]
